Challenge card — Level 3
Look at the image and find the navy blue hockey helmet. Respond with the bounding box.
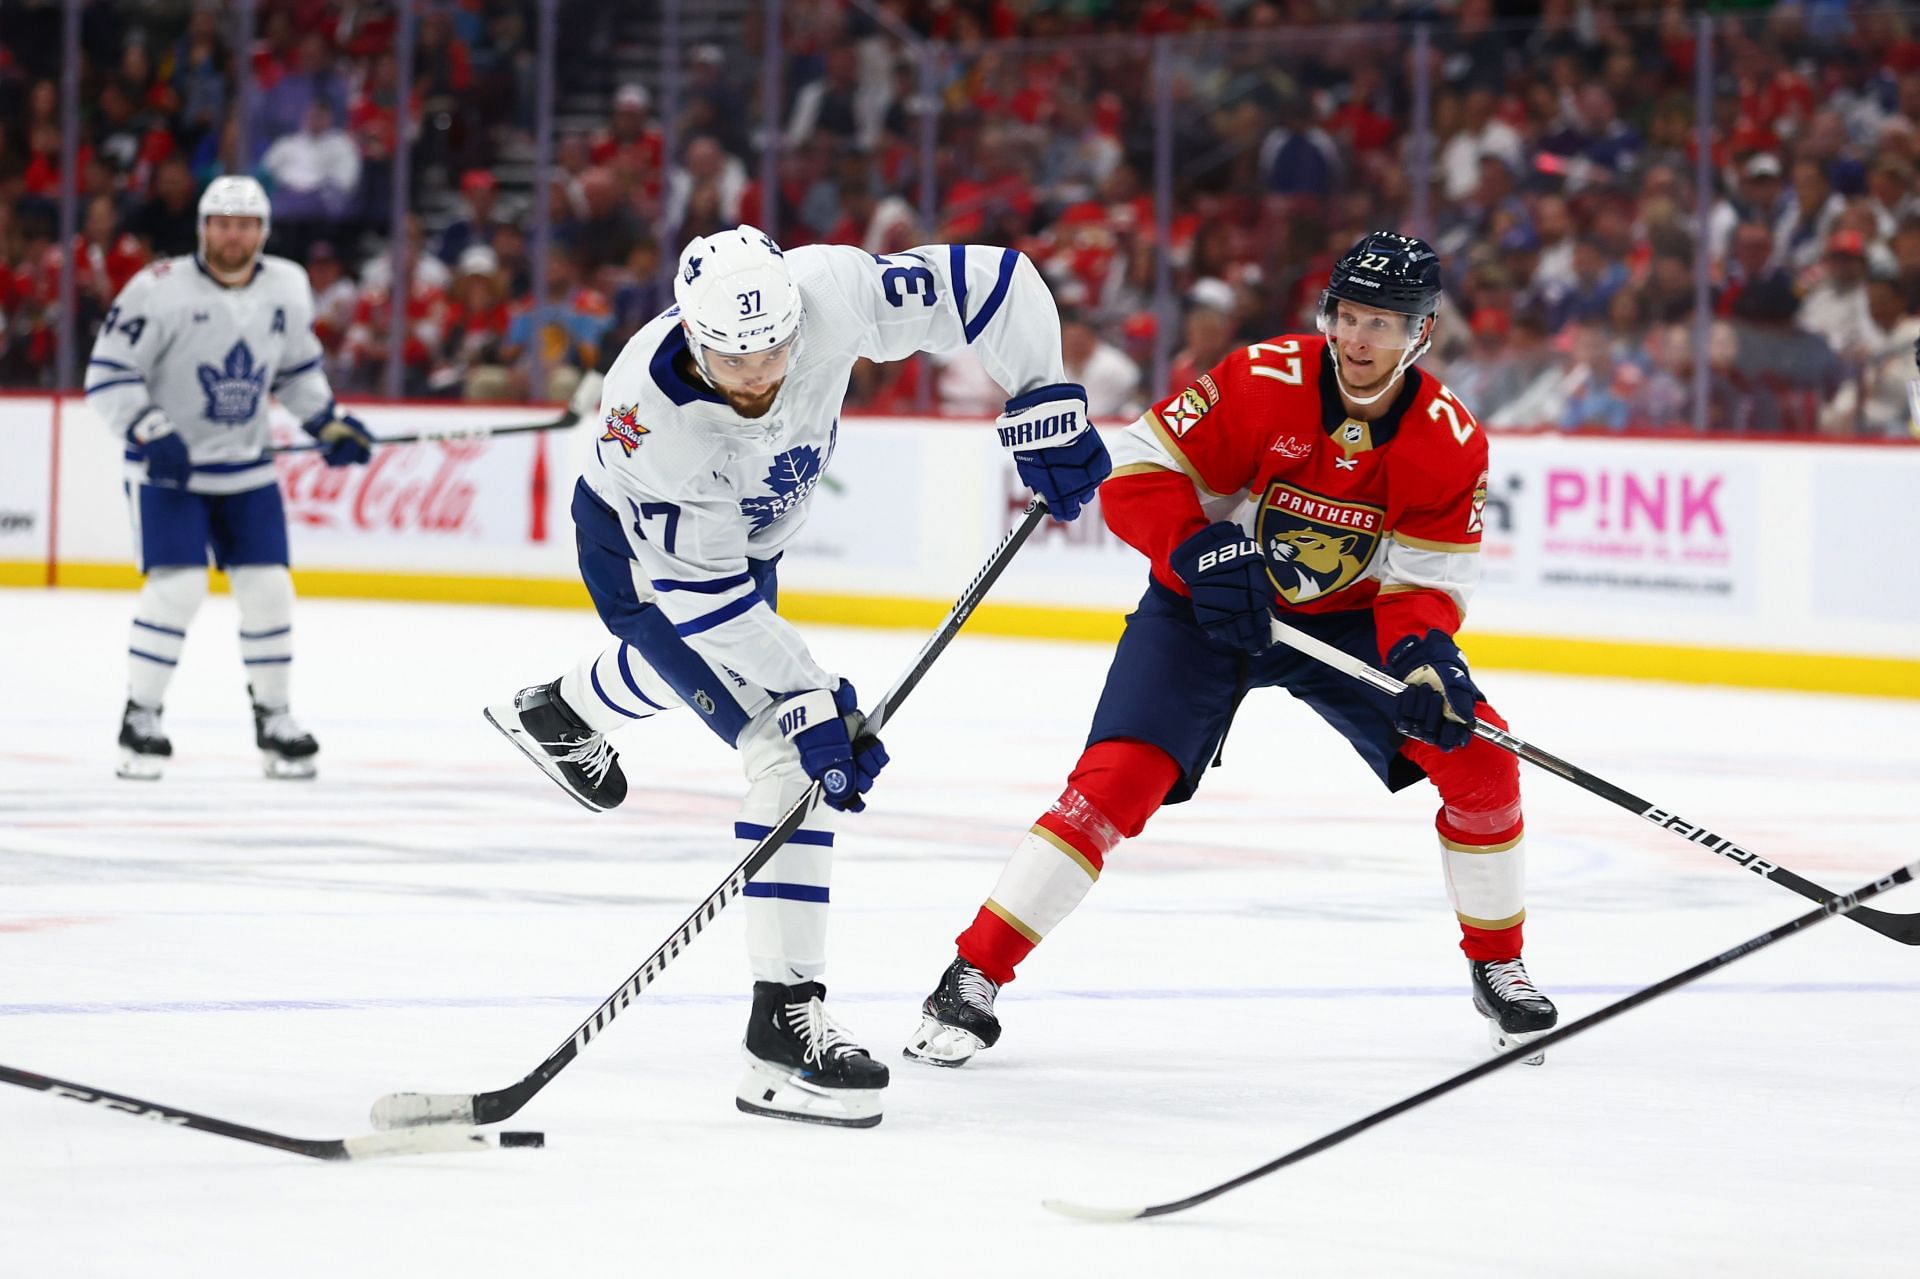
[1322,231,1443,321]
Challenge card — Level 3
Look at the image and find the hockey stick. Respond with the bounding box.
[370,497,1055,1129]
[1043,852,1918,1221]
[266,407,581,455]
[1267,618,1920,946]
[0,1062,540,1161]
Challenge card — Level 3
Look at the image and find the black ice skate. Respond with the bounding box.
[483,680,627,812]
[737,980,888,1128]
[1470,957,1558,1065]
[253,700,319,780]
[903,955,1002,1068]
[116,700,171,780]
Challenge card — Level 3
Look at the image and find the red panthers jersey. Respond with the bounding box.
[1101,334,1489,655]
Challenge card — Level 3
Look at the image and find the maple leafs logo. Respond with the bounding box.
[599,403,649,457]
[196,340,266,425]
[738,445,823,532]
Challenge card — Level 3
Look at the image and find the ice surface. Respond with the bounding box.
[3,589,1917,1276]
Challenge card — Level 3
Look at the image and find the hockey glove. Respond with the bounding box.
[780,680,890,813]
[1170,521,1274,654]
[305,410,374,467]
[997,383,1111,522]
[1386,629,1482,752]
[127,416,191,488]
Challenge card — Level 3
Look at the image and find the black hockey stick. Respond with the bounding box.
[0,1062,537,1161]
[266,407,581,455]
[1269,618,1920,946]
[370,497,1055,1129]
[1045,852,1919,1221]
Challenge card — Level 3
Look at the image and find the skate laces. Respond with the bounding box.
[556,732,615,783]
[1483,959,1544,1004]
[786,996,861,1067]
[258,708,308,743]
[126,705,164,738]
[953,962,998,1013]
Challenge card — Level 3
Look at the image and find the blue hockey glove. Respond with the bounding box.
[997,383,1111,522]
[304,410,374,467]
[779,680,890,813]
[127,417,191,488]
[1170,521,1273,654]
[1386,629,1482,752]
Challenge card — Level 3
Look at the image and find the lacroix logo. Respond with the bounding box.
[278,441,480,533]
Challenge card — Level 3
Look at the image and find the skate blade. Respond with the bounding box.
[734,1059,883,1128]
[1487,1019,1549,1066]
[902,1016,984,1068]
[483,704,611,813]
[116,750,164,781]
[261,752,317,780]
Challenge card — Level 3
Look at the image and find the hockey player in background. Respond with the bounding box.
[486,225,1110,1127]
[86,176,373,781]
[906,232,1561,1069]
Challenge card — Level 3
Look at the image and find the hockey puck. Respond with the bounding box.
[498,1131,545,1149]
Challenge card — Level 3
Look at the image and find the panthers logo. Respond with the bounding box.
[1256,482,1384,604]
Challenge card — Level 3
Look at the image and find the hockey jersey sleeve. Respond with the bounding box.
[84,266,176,439]
[267,267,338,428]
[1373,388,1489,651]
[586,419,835,702]
[1100,346,1274,591]
[828,243,1069,398]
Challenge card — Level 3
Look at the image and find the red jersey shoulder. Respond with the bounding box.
[1396,369,1489,486]
[1173,333,1324,432]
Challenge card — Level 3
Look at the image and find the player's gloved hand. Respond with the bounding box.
[1170,521,1273,654]
[305,410,374,467]
[997,383,1110,522]
[779,680,890,813]
[127,416,191,488]
[1386,629,1481,752]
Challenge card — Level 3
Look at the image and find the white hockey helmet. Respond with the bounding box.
[197,175,272,266]
[673,224,802,377]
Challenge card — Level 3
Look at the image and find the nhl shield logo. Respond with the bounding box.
[1256,481,1385,605]
[600,404,649,456]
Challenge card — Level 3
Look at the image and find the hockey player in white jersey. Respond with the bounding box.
[85,176,374,780]
[486,225,1110,1127]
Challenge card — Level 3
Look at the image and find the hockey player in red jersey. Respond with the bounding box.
[905,232,1559,1068]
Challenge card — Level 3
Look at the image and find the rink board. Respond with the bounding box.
[3,394,1916,695]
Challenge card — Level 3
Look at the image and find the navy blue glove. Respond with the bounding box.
[1386,629,1482,752]
[997,383,1111,521]
[304,410,374,467]
[780,680,890,813]
[127,418,191,488]
[1170,521,1273,654]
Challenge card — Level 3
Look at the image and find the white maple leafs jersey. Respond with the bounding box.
[583,241,1069,698]
[84,254,337,495]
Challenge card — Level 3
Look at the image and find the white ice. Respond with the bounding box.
[2,588,1917,1277]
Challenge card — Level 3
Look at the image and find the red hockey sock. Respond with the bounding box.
[1459,919,1525,963]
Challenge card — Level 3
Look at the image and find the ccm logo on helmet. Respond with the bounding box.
[996,411,1080,448]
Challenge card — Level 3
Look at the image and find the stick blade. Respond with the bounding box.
[369,1091,476,1130]
[339,1126,493,1161]
[1041,1197,1148,1223]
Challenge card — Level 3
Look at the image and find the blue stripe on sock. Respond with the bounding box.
[132,618,187,638]
[129,647,177,667]
[734,821,833,847]
[616,644,667,711]
[242,656,292,666]
[741,882,830,903]
[239,626,292,640]
[590,662,643,719]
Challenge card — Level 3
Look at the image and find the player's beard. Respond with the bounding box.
[721,381,782,419]
[206,241,256,279]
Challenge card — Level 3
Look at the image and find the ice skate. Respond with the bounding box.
[116,700,171,780]
[484,680,627,812]
[736,981,887,1128]
[904,955,1002,1067]
[253,702,318,780]
[1470,957,1557,1065]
